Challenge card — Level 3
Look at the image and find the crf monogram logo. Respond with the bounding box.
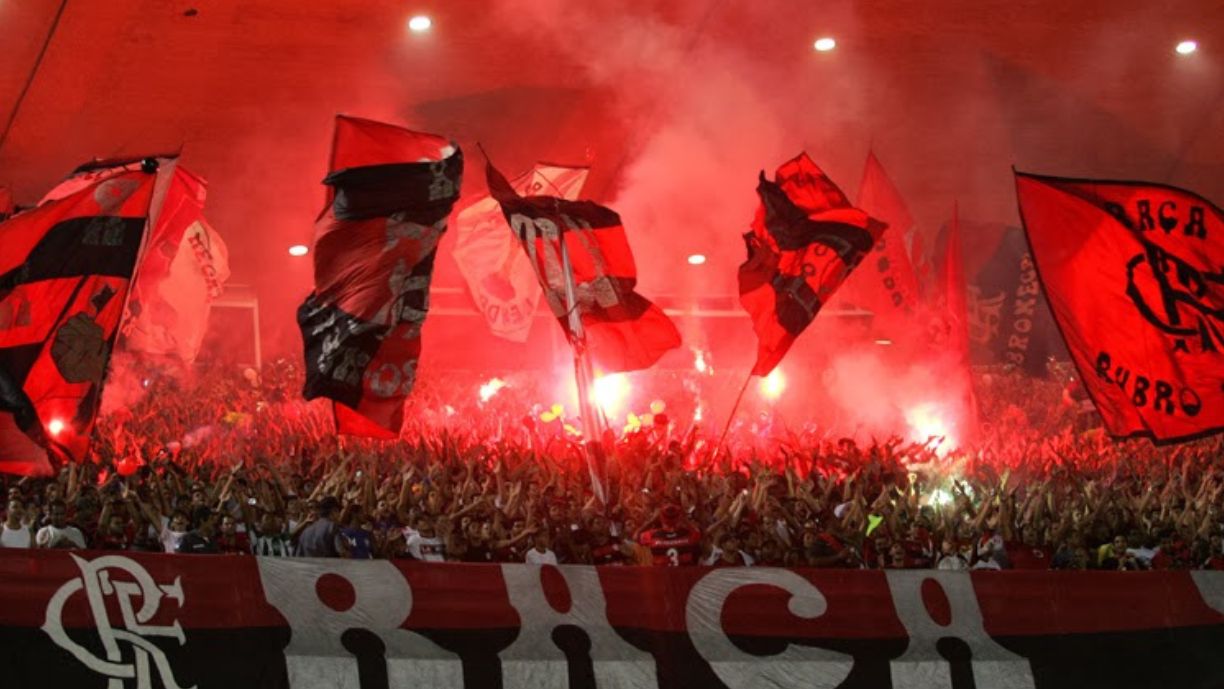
[1126,241,1224,354]
[42,555,192,689]
[967,286,1006,345]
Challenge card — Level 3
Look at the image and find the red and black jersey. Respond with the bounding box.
[639,526,701,567]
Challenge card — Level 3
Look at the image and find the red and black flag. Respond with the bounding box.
[485,161,680,373]
[0,163,159,475]
[298,115,463,438]
[42,158,229,363]
[739,153,885,376]
[1015,172,1224,443]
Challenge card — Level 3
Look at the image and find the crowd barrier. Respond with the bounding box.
[2,549,1223,688]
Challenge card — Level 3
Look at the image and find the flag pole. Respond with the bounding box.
[713,371,753,467]
[558,220,608,504]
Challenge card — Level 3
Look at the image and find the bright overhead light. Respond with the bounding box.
[1175,40,1197,55]
[408,15,432,32]
[874,338,893,346]
[288,244,309,257]
[813,37,836,52]
[687,254,707,265]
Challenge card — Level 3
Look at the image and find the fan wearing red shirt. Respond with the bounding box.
[214,514,251,554]
[1005,524,1051,571]
[638,504,701,567]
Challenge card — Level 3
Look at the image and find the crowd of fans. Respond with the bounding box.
[3,359,1224,572]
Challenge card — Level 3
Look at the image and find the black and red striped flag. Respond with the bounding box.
[0,163,159,475]
[298,116,463,438]
[485,161,680,373]
[1016,172,1224,443]
[739,153,885,376]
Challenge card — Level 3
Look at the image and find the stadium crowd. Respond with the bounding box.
[3,360,1223,572]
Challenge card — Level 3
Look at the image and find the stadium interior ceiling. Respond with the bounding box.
[0,0,1220,363]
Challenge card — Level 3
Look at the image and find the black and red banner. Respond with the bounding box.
[968,226,1062,375]
[485,162,680,373]
[0,166,157,475]
[298,116,463,437]
[739,153,885,376]
[2,550,1224,689]
[1015,172,1224,443]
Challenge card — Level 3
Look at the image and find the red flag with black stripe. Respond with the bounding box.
[739,153,885,376]
[0,164,158,475]
[298,115,463,438]
[485,161,680,372]
[1016,172,1224,443]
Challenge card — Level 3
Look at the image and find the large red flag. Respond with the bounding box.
[1016,172,1224,442]
[840,152,921,332]
[0,164,159,474]
[942,204,971,364]
[298,116,462,438]
[453,164,588,342]
[738,153,885,376]
[0,185,12,221]
[44,159,229,362]
[485,162,680,373]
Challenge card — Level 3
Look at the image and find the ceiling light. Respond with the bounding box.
[813,37,836,52]
[288,244,309,257]
[687,254,707,265]
[408,15,432,33]
[1176,40,1197,55]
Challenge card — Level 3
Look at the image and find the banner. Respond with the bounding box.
[486,162,680,373]
[298,115,463,437]
[968,226,1061,375]
[1015,172,1224,443]
[739,153,884,376]
[2,550,1224,689]
[454,164,588,342]
[0,165,159,474]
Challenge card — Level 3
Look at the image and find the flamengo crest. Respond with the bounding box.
[42,554,193,689]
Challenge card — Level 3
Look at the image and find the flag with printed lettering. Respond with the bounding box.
[485,162,680,372]
[42,159,230,363]
[0,163,159,474]
[839,152,921,335]
[297,115,463,438]
[968,226,1060,375]
[454,164,588,342]
[1015,172,1224,442]
[739,153,885,376]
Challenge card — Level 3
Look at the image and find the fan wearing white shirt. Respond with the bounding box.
[525,531,558,565]
[1,499,32,548]
[35,500,86,550]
